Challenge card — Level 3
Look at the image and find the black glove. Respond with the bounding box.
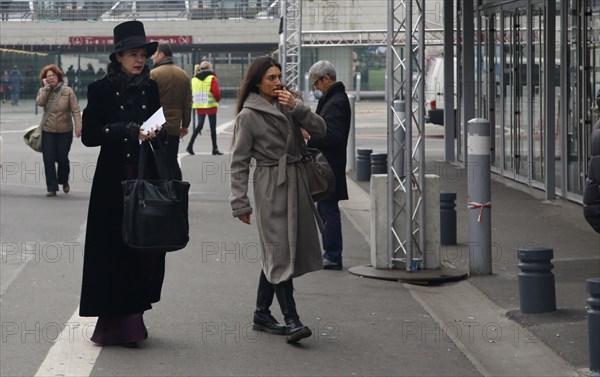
[125,122,141,140]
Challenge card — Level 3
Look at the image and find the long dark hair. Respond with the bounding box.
[236,56,281,114]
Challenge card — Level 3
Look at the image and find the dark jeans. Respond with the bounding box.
[42,131,73,192]
[11,87,19,105]
[189,113,218,151]
[165,134,182,180]
[317,199,343,263]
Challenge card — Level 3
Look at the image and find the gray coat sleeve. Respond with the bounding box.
[290,100,326,137]
[230,112,255,217]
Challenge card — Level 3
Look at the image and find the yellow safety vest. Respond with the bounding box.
[192,75,218,109]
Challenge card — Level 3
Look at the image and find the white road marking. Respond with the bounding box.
[35,221,101,377]
[0,127,39,134]
[34,307,100,377]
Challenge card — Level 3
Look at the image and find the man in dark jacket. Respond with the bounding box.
[150,43,192,180]
[307,60,351,270]
[9,64,21,106]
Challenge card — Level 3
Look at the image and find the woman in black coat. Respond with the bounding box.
[79,21,166,347]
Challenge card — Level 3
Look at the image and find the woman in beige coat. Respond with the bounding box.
[230,56,326,343]
[36,64,81,197]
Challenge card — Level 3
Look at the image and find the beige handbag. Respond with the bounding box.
[24,125,42,152]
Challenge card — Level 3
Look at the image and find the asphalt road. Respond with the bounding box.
[0,99,479,377]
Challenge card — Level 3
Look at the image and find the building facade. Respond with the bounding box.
[457,0,600,202]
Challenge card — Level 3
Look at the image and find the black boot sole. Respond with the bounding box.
[252,323,287,335]
[286,326,312,343]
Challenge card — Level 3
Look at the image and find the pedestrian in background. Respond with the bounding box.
[9,64,21,105]
[307,60,351,270]
[79,20,167,347]
[230,56,326,343]
[1,70,9,103]
[65,65,76,87]
[187,60,222,155]
[150,43,192,180]
[35,64,82,197]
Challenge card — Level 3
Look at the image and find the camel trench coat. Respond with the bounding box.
[230,92,327,284]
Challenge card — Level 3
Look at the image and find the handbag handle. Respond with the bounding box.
[136,140,177,204]
[137,138,172,181]
[291,120,311,158]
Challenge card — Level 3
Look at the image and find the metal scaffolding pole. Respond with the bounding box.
[387,0,426,271]
[279,0,301,90]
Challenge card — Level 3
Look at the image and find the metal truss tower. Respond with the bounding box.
[280,0,429,271]
[386,1,426,271]
[280,0,302,90]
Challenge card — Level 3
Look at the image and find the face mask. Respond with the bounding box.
[313,90,323,100]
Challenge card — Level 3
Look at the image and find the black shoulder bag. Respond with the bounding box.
[122,141,191,251]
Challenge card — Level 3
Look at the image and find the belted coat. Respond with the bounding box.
[79,65,165,316]
[230,93,327,284]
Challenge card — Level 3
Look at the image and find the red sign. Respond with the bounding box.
[69,36,192,46]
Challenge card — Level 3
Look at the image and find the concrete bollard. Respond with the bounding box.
[356,149,372,181]
[370,153,387,175]
[517,247,556,314]
[587,277,600,375]
[440,192,457,245]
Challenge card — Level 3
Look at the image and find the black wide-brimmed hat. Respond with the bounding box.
[109,21,158,63]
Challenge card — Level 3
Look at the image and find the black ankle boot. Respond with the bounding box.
[284,318,312,343]
[274,279,312,343]
[253,310,287,335]
[253,271,287,335]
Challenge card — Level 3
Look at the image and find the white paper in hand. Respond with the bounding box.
[141,107,166,134]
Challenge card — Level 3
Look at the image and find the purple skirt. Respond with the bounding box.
[91,312,148,346]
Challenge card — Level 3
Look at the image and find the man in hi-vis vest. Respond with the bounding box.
[187,61,222,155]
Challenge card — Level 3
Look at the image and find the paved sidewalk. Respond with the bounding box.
[349,160,600,374]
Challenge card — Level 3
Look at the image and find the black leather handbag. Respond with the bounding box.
[122,141,190,251]
[301,145,336,202]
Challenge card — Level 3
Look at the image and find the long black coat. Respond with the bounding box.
[307,81,351,201]
[79,66,164,317]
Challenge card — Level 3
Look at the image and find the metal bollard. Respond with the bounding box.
[587,277,600,375]
[370,153,387,175]
[467,118,492,275]
[356,149,372,181]
[517,247,556,314]
[440,192,457,245]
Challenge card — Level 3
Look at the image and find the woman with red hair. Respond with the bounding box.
[35,64,81,197]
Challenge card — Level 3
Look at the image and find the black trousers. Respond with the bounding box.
[42,130,72,192]
[189,113,218,151]
[165,134,183,180]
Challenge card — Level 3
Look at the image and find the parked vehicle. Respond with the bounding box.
[424,55,456,126]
